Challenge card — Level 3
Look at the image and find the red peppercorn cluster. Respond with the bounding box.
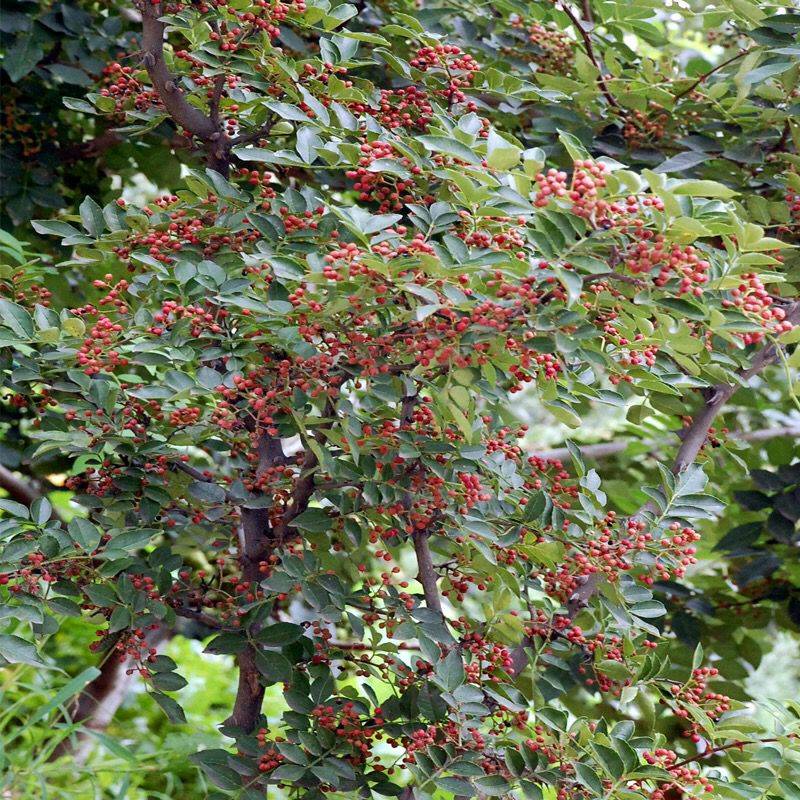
[310,701,385,763]
[169,0,307,42]
[99,62,161,114]
[347,84,435,132]
[459,213,527,257]
[669,666,731,736]
[76,316,128,375]
[149,300,226,338]
[462,633,514,684]
[345,140,421,213]
[523,21,575,75]
[787,188,800,227]
[640,749,715,798]
[722,272,794,344]
[409,45,480,106]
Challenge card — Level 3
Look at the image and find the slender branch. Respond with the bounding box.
[670,738,780,770]
[509,573,600,676]
[529,424,800,463]
[172,605,227,629]
[231,119,276,147]
[585,271,647,287]
[672,301,800,475]
[673,47,755,101]
[558,1,619,109]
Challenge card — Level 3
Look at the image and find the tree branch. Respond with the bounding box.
[398,394,445,616]
[529,424,800,463]
[412,530,443,614]
[138,1,230,172]
[672,302,800,475]
[558,1,619,109]
[673,47,755,101]
[225,436,285,733]
[171,459,234,502]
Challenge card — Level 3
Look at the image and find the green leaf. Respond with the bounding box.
[204,633,247,655]
[79,196,105,237]
[654,151,710,173]
[188,480,227,504]
[30,496,52,525]
[255,622,305,646]
[437,649,465,691]
[474,775,511,796]
[593,743,625,779]
[418,136,481,164]
[0,499,30,519]
[152,691,187,724]
[3,34,46,82]
[291,507,332,532]
[68,518,102,551]
[486,129,521,171]
[0,299,34,339]
[574,763,603,795]
[254,650,293,684]
[557,129,591,161]
[435,777,474,795]
[671,180,737,199]
[0,634,44,666]
[188,749,241,789]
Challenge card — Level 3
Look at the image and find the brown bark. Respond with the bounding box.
[224,437,282,732]
[138,1,230,174]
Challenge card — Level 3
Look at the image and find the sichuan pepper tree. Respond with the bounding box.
[1,0,800,798]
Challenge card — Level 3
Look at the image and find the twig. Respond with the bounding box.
[172,606,227,629]
[671,301,800,475]
[670,738,780,770]
[231,119,276,147]
[673,47,755,101]
[558,1,619,109]
[171,460,233,502]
